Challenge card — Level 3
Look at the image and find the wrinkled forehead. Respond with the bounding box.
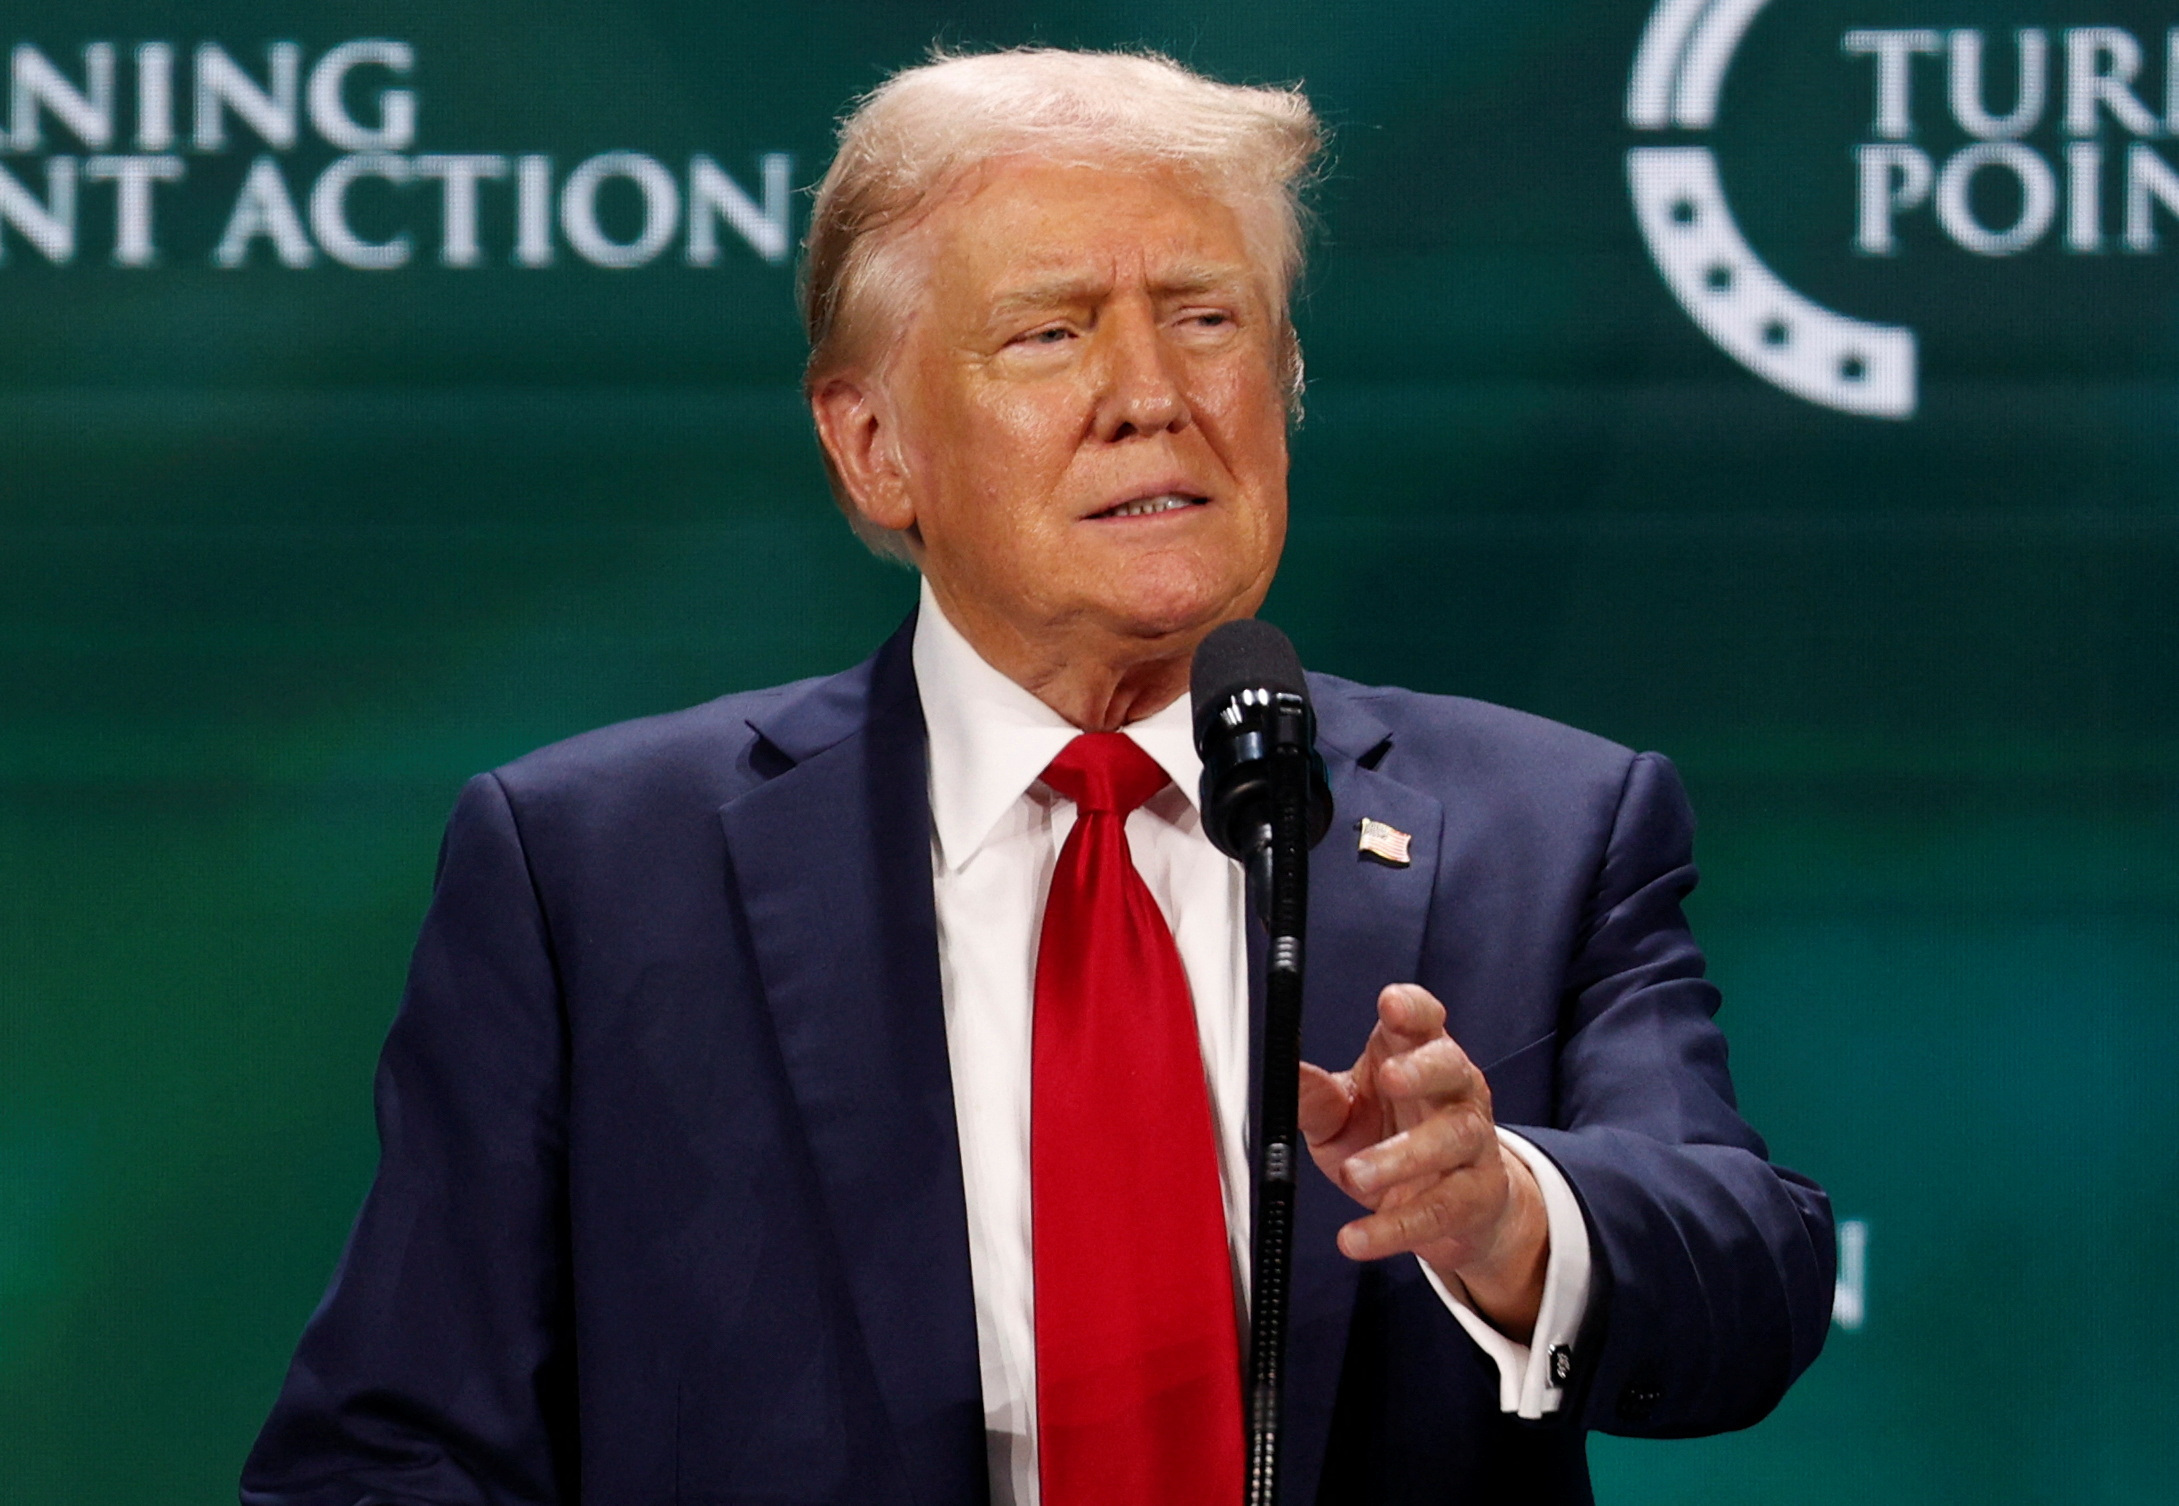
[904,154,1275,312]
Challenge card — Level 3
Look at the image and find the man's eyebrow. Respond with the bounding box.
[986,276,1109,320]
[1151,262,1254,296]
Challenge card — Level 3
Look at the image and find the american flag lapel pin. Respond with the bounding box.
[1356,817,1413,868]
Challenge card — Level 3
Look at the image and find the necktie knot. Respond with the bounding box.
[1041,732,1170,817]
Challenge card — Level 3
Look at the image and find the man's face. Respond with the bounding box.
[866,156,1290,664]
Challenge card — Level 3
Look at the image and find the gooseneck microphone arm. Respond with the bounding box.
[1190,621,1333,1506]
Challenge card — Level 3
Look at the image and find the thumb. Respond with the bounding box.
[1297,1061,1354,1147]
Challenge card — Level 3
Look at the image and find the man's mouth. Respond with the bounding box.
[1091,492,1208,520]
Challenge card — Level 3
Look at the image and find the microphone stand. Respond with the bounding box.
[1245,697,1312,1506]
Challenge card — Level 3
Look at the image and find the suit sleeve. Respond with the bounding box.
[1511,751,1836,1438]
[241,772,577,1506]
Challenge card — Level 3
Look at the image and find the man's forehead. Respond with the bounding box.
[917,157,1261,292]
[984,260,1257,311]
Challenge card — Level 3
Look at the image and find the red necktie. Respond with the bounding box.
[1032,732,1244,1505]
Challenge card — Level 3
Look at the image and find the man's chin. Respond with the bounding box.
[1086,525,1277,627]
[1090,578,1266,651]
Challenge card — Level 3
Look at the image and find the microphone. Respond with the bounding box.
[1189,618,1334,900]
[1188,617,1332,1506]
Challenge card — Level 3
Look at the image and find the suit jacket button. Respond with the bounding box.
[1618,1383,1662,1422]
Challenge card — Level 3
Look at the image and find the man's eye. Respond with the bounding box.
[1016,327,1073,346]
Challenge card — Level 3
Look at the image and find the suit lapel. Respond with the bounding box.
[718,619,987,1506]
[1260,677,1447,1504]
[716,640,1447,1504]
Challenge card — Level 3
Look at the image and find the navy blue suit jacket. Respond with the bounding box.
[243,617,1834,1506]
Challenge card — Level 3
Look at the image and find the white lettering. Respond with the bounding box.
[309,152,411,269]
[1935,141,2056,254]
[515,154,553,267]
[2064,28,2162,137]
[214,155,314,267]
[1856,144,1933,253]
[561,151,678,268]
[84,154,184,266]
[413,153,506,267]
[2168,29,2179,134]
[10,43,114,151]
[0,39,797,279]
[2124,142,2179,249]
[0,155,75,262]
[1832,1220,1868,1332]
[1844,29,1941,140]
[1948,30,2047,140]
[194,42,299,152]
[136,43,174,151]
[307,40,416,151]
[687,152,792,265]
[2067,142,2104,250]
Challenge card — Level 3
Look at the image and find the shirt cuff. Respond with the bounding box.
[1416,1127,1593,1419]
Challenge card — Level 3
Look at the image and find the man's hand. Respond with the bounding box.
[1296,984,1551,1340]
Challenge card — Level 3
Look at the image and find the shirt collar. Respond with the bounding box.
[912,579,1205,872]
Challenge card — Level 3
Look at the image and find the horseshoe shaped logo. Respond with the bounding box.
[1628,0,1918,417]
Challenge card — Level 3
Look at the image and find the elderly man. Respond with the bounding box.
[244,49,1833,1506]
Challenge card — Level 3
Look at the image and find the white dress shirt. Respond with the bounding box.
[913,582,1591,1506]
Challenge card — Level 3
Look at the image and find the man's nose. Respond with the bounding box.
[1092,306,1190,441]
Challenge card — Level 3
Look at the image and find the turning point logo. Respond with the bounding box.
[1628,0,1918,417]
[1630,3,2179,419]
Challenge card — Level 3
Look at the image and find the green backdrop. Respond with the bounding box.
[2,1,2174,1501]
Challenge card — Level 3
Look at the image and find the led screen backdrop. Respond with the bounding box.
[1,1,2174,1501]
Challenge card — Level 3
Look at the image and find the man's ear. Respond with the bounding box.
[811,374,917,535]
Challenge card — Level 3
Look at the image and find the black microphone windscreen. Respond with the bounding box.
[1190,618,1309,737]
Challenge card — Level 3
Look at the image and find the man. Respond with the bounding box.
[244,48,1833,1506]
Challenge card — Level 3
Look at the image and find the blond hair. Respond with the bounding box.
[802,48,1323,559]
